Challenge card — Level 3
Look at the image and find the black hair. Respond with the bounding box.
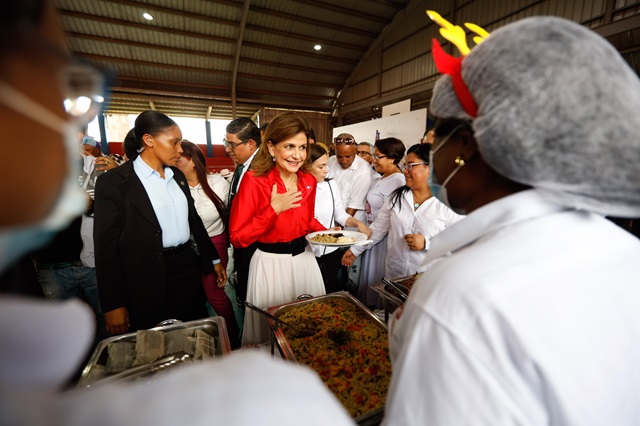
[227,117,261,147]
[181,141,228,228]
[128,110,178,160]
[308,128,316,141]
[433,117,472,138]
[305,143,329,166]
[389,143,431,211]
[0,0,45,53]
[259,122,269,132]
[374,137,406,166]
[123,129,138,160]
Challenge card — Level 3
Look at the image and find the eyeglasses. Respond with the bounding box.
[334,137,356,145]
[356,151,371,157]
[223,138,249,150]
[373,154,388,160]
[402,162,428,172]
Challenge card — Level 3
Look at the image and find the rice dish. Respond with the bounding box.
[278,298,391,418]
[310,233,356,244]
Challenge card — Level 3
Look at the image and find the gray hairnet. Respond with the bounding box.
[430,16,640,217]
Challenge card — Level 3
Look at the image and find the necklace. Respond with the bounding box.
[413,193,430,209]
[283,175,298,190]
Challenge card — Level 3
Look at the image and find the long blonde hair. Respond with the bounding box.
[250,112,311,177]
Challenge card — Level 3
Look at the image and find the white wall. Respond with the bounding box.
[333,108,427,150]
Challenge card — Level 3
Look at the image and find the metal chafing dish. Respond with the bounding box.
[370,273,423,320]
[78,316,231,388]
[266,292,388,426]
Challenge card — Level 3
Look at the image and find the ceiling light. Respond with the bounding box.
[143,12,154,20]
[314,44,322,51]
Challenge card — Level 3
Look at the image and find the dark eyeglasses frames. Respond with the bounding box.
[223,138,249,150]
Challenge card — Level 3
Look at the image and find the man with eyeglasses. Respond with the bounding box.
[356,142,374,165]
[225,118,261,306]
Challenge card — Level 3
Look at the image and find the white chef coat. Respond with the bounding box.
[189,173,230,237]
[384,189,640,426]
[351,192,462,279]
[0,298,356,426]
[327,155,372,222]
[312,179,351,257]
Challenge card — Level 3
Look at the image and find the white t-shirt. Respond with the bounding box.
[190,173,230,238]
[327,155,372,222]
[384,189,640,426]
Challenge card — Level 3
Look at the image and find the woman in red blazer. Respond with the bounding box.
[229,113,326,345]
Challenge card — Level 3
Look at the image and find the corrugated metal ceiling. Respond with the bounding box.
[55,0,412,120]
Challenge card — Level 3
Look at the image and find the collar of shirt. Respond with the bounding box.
[133,155,174,181]
[426,189,566,262]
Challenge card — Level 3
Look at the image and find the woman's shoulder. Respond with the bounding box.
[298,170,317,184]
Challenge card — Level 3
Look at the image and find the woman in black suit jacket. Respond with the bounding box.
[94,111,226,335]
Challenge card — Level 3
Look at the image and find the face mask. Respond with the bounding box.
[428,125,467,214]
[0,82,88,273]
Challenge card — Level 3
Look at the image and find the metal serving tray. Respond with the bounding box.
[266,292,388,426]
[78,316,231,388]
[371,273,424,315]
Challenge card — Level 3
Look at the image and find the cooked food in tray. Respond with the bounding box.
[82,328,217,386]
[277,298,391,418]
[310,233,355,244]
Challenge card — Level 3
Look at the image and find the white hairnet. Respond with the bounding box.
[430,16,640,217]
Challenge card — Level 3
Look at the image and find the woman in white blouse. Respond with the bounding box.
[358,138,406,304]
[343,143,463,279]
[303,143,368,293]
[177,141,240,348]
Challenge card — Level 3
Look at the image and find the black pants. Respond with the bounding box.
[233,243,257,303]
[316,248,347,294]
[129,246,208,331]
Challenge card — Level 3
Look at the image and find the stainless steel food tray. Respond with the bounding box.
[78,316,230,387]
[266,292,388,426]
[371,273,424,314]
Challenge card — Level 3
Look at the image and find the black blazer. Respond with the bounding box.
[94,160,219,316]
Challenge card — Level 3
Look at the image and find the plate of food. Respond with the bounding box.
[306,230,369,247]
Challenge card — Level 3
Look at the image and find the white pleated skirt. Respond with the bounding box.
[241,245,326,346]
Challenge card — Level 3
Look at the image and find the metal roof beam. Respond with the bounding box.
[67,32,349,77]
[232,0,251,119]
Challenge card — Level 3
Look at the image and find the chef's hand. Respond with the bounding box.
[270,184,302,214]
[95,156,118,171]
[214,263,227,288]
[404,234,426,251]
[356,221,371,238]
[105,307,129,335]
[342,249,356,267]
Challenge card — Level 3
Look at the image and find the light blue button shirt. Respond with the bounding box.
[133,156,190,248]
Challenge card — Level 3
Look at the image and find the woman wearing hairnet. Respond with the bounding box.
[383,15,640,426]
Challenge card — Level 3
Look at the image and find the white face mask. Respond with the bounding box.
[0,82,88,273]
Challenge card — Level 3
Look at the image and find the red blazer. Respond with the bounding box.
[229,168,325,248]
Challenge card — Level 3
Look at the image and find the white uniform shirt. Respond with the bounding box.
[351,192,462,278]
[189,173,230,238]
[384,189,640,426]
[365,172,405,225]
[312,180,351,257]
[327,155,372,222]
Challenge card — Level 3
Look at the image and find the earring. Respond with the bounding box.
[454,155,465,166]
[272,156,275,162]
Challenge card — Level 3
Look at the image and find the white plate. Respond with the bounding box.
[306,230,369,247]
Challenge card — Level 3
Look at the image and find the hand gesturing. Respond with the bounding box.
[270,184,302,214]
